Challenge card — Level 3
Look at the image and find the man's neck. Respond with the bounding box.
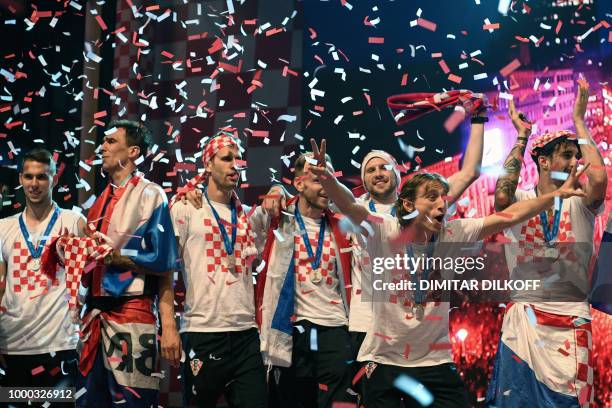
[370,192,398,205]
[536,175,557,196]
[298,196,323,219]
[401,221,434,244]
[207,180,232,204]
[25,198,54,227]
[110,164,136,187]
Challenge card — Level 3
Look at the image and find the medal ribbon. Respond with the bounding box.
[19,205,60,260]
[406,236,436,304]
[204,188,237,256]
[539,203,562,244]
[294,201,326,271]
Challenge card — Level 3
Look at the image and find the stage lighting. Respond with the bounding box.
[456,328,469,342]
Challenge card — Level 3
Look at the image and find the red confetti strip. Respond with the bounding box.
[557,347,570,357]
[368,37,384,44]
[417,18,437,32]
[500,59,521,77]
[95,15,107,31]
[31,365,45,376]
[308,27,317,39]
[448,74,462,84]
[374,332,393,342]
[124,387,141,398]
[402,343,411,359]
[482,23,500,30]
[318,383,328,391]
[438,60,450,74]
[352,366,366,385]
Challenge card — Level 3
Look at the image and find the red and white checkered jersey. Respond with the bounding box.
[171,199,266,333]
[294,215,347,327]
[0,208,84,354]
[357,215,483,368]
[503,189,604,319]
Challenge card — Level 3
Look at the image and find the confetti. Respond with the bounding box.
[310,327,318,351]
[393,375,433,406]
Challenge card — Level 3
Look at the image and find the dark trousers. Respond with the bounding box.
[181,328,267,408]
[275,320,357,408]
[362,362,468,408]
[0,349,78,408]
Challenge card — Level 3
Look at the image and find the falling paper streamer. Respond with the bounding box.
[526,305,537,327]
[393,374,433,406]
[310,327,318,351]
[550,171,569,181]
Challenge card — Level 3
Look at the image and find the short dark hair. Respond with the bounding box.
[20,148,57,175]
[396,173,449,227]
[531,138,581,174]
[108,119,152,158]
[294,152,333,177]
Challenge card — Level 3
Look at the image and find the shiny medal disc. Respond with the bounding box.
[544,246,559,259]
[227,255,236,269]
[414,304,425,320]
[29,258,41,272]
[310,268,322,284]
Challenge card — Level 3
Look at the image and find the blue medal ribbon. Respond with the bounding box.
[535,190,563,245]
[19,205,60,259]
[204,188,237,256]
[294,201,326,270]
[406,236,436,304]
[368,200,397,216]
[539,206,562,244]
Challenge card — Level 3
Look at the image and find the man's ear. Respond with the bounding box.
[293,173,305,193]
[128,145,141,161]
[402,199,414,213]
[538,155,549,171]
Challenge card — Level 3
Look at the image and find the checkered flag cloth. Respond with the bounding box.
[62,237,113,309]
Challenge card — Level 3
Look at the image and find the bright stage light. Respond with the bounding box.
[456,328,468,342]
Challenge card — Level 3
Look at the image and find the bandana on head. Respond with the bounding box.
[203,132,239,166]
[529,130,578,160]
[387,90,485,126]
[360,150,401,191]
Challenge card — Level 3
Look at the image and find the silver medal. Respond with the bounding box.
[227,255,236,269]
[310,268,322,284]
[544,247,559,259]
[29,258,41,272]
[414,304,425,320]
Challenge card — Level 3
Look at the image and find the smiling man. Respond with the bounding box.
[76,120,180,408]
[0,148,85,396]
[257,152,357,408]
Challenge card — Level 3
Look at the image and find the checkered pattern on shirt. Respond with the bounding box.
[517,210,576,263]
[203,213,255,275]
[294,229,337,286]
[11,241,59,293]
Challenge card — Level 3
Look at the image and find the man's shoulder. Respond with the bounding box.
[0,212,20,229]
[58,207,86,222]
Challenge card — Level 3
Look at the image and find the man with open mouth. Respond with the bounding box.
[307,137,589,408]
